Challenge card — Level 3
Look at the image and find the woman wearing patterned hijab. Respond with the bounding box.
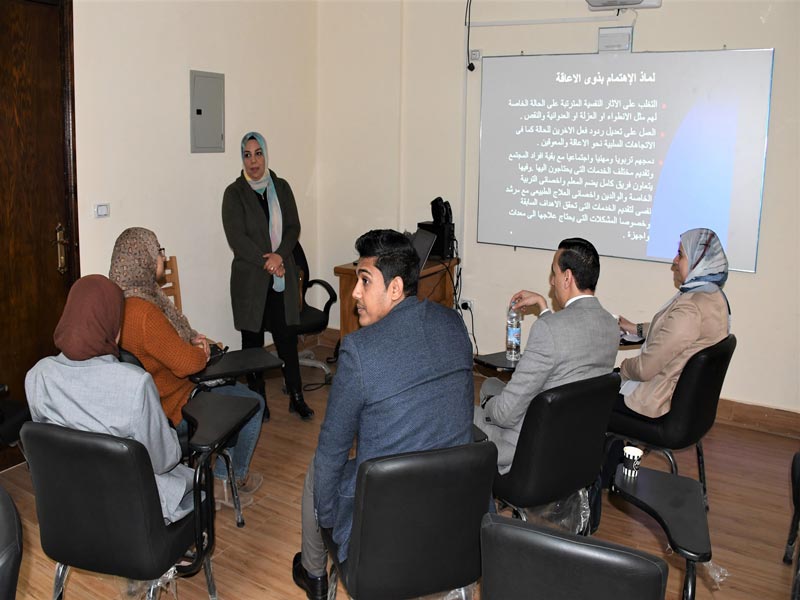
[25,275,195,523]
[617,228,731,418]
[222,131,313,421]
[110,227,265,507]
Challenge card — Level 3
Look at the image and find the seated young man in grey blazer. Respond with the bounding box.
[475,237,619,474]
[292,229,475,600]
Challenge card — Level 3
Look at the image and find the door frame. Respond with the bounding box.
[60,0,80,279]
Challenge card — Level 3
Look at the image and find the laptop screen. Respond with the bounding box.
[410,228,437,271]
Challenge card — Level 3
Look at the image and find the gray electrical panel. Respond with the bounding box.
[190,70,225,153]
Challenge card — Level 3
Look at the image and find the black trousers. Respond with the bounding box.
[241,286,302,394]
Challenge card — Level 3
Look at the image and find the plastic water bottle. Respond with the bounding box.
[506,305,521,361]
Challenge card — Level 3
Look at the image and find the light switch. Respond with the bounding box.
[93,203,110,218]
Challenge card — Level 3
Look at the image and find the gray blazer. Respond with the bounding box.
[221,170,301,332]
[25,354,194,523]
[474,296,619,473]
[314,298,475,563]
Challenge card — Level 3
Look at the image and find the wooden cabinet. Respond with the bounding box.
[333,259,459,340]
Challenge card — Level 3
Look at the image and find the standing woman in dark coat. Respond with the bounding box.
[222,131,313,421]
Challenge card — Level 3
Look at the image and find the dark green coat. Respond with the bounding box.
[222,170,301,332]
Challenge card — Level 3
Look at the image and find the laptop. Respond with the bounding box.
[410,228,437,271]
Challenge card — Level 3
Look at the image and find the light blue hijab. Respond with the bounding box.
[679,228,729,293]
[241,131,284,292]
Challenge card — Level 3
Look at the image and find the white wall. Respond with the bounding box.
[458,1,800,413]
[74,0,799,413]
[74,0,317,344]
[317,0,799,413]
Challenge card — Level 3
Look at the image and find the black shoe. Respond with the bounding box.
[292,552,327,600]
[289,392,314,420]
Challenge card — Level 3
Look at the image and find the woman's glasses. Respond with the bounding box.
[158,247,166,258]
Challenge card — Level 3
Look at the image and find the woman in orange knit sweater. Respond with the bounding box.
[110,227,265,507]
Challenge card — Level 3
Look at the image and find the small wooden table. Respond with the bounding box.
[333,258,459,340]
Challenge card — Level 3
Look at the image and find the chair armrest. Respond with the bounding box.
[189,348,283,383]
[473,424,489,443]
[181,392,260,453]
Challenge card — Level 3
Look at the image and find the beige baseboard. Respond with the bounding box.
[716,398,800,439]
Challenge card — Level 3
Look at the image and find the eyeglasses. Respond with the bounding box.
[158,247,166,258]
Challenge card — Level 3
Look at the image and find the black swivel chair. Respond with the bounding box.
[291,241,337,383]
[607,334,737,508]
[322,441,497,600]
[480,513,668,600]
[493,372,620,526]
[21,421,218,600]
[783,451,800,599]
[0,484,22,600]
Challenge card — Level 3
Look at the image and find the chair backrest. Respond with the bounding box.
[118,347,145,369]
[160,255,182,312]
[480,513,668,600]
[345,441,497,600]
[293,241,311,296]
[495,372,620,509]
[291,241,338,335]
[657,334,736,448]
[0,484,22,600]
[20,422,185,581]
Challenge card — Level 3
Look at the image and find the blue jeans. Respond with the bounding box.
[177,382,265,482]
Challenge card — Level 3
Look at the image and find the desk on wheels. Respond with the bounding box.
[333,258,458,340]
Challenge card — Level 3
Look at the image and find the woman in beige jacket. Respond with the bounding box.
[617,228,731,419]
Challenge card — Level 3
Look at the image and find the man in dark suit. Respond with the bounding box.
[292,229,474,600]
[475,238,619,474]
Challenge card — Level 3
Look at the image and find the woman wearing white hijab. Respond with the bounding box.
[222,132,313,421]
[617,228,731,418]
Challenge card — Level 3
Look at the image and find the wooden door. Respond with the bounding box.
[0,0,79,468]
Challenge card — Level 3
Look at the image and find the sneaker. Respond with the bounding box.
[237,472,263,495]
[214,477,254,511]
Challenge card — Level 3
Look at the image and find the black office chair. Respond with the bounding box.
[117,349,267,526]
[21,421,218,600]
[291,241,337,383]
[493,372,620,527]
[607,334,737,508]
[783,451,800,599]
[0,384,30,449]
[322,441,497,600]
[0,484,22,600]
[480,513,668,600]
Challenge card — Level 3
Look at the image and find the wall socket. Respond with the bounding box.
[460,298,474,311]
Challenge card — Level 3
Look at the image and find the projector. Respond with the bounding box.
[587,0,661,10]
